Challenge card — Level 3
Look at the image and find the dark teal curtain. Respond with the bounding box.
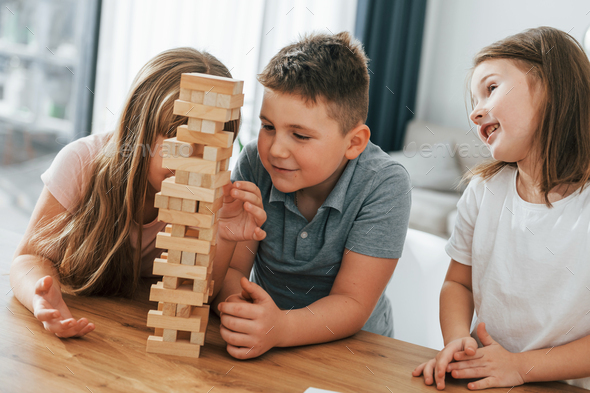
[355,0,427,152]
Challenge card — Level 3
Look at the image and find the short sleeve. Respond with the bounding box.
[40,140,89,214]
[231,140,259,184]
[445,177,482,266]
[345,164,412,259]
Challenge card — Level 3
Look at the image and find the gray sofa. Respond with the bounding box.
[389,120,491,238]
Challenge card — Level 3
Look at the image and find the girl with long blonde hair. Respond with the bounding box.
[9,48,267,338]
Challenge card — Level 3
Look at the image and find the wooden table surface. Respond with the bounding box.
[0,228,584,392]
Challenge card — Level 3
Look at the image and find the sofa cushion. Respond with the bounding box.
[408,187,461,238]
[389,142,463,193]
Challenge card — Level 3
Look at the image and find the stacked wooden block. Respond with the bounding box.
[146,73,243,358]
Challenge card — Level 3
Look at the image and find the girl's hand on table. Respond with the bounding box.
[32,275,95,338]
[412,333,479,389]
[446,323,525,390]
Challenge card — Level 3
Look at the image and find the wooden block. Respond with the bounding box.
[230,108,240,120]
[189,307,210,345]
[168,197,182,211]
[181,198,198,213]
[181,251,196,266]
[179,88,191,101]
[166,224,199,237]
[176,125,234,148]
[198,195,224,214]
[193,273,211,293]
[201,120,224,134]
[162,155,220,175]
[161,177,223,203]
[203,91,217,107]
[188,171,231,189]
[203,146,233,162]
[167,249,182,264]
[152,258,208,280]
[176,304,192,318]
[154,192,169,209]
[198,223,218,242]
[163,276,182,289]
[220,158,230,171]
[161,252,168,260]
[158,208,215,228]
[170,224,186,238]
[163,137,202,158]
[162,302,177,316]
[209,280,214,301]
[187,118,202,131]
[173,100,233,123]
[175,170,190,185]
[149,281,208,306]
[146,336,201,358]
[147,305,208,331]
[180,73,243,95]
[191,90,204,104]
[216,93,244,109]
[163,329,178,342]
[196,245,216,267]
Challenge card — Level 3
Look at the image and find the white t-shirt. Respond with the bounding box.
[446,165,590,389]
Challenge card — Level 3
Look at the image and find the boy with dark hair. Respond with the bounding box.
[213,31,411,359]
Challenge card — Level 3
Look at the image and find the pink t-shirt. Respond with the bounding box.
[40,131,166,277]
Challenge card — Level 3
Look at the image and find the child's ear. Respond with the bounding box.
[344,123,371,160]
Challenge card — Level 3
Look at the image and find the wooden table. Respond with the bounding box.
[0,229,584,392]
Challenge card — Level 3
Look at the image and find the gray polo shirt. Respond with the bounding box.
[232,140,411,337]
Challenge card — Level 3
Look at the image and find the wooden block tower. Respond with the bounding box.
[145,73,243,358]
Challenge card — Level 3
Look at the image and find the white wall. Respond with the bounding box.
[415,0,590,131]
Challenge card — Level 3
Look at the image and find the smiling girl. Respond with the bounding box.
[413,27,590,390]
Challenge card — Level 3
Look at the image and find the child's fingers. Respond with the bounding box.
[226,343,257,360]
[454,350,483,361]
[422,359,436,385]
[35,308,60,322]
[463,337,478,356]
[34,275,53,295]
[233,181,263,200]
[447,358,482,372]
[253,227,267,241]
[218,301,256,319]
[73,322,95,338]
[434,350,454,389]
[220,313,256,335]
[243,202,267,227]
[231,188,262,209]
[412,361,427,376]
[220,323,252,347]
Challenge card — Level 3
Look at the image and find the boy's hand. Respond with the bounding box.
[218,181,266,242]
[32,276,95,338]
[445,323,525,390]
[412,334,478,389]
[218,277,283,359]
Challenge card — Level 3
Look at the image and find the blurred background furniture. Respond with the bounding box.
[389,120,490,239]
[0,0,100,233]
[386,228,450,350]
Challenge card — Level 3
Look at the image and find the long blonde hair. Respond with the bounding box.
[465,27,590,206]
[32,48,239,297]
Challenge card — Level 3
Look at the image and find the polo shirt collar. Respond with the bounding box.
[268,157,358,214]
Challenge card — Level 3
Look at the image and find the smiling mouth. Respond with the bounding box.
[481,123,499,141]
[272,165,296,172]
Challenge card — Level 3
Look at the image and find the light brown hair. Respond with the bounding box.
[31,47,238,297]
[465,26,590,206]
[258,31,370,134]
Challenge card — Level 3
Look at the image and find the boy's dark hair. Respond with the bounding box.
[258,31,370,134]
